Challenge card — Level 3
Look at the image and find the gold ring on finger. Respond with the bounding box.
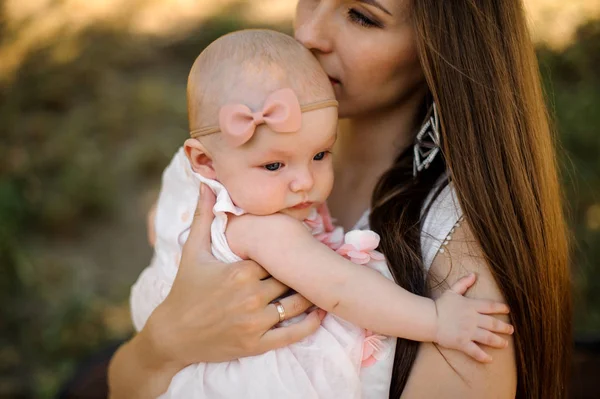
[273,301,286,323]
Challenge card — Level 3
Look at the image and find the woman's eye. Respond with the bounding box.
[264,162,282,171]
[313,151,327,161]
[347,9,379,28]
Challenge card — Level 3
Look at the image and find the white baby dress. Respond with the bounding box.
[130,148,396,399]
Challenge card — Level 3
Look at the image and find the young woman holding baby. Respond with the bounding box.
[109,1,571,398]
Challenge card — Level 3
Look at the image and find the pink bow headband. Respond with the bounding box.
[189,88,338,147]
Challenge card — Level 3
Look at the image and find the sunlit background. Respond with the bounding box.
[1,0,599,397]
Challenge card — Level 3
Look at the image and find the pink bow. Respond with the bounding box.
[218,88,302,147]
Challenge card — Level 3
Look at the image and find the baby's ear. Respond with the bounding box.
[183,138,217,179]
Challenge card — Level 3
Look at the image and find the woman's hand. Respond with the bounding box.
[147,184,324,365]
[147,200,157,247]
[109,184,323,398]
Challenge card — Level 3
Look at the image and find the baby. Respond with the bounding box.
[130,30,512,399]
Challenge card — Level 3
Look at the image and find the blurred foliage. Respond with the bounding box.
[538,19,600,334]
[0,6,597,398]
[0,12,289,398]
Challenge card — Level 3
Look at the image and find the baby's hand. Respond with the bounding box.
[433,273,513,363]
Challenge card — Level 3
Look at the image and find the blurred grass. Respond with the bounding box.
[0,6,597,398]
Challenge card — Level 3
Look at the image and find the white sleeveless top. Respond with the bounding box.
[352,178,463,272]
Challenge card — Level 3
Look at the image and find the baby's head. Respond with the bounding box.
[184,30,338,221]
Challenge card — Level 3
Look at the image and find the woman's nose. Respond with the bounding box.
[290,168,315,193]
[294,3,333,54]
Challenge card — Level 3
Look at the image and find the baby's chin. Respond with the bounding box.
[239,204,314,222]
[278,207,315,222]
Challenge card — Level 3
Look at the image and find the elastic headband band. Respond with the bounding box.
[189,88,338,147]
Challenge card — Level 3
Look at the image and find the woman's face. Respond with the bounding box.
[294,0,425,118]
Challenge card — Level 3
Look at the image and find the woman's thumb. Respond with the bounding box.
[186,183,216,255]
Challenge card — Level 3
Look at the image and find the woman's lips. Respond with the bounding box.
[291,202,314,210]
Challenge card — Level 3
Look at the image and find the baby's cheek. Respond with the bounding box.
[230,184,283,215]
[323,172,334,198]
[316,164,334,201]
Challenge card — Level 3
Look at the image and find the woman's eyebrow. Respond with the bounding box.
[358,0,392,16]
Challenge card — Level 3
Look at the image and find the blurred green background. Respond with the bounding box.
[0,0,598,397]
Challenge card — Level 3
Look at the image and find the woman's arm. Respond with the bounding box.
[108,326,181,399]
[108,186,322,399]
[401,221,517,398]
[227,213,512,361]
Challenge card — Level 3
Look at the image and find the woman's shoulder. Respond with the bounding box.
[402,216,518,398]
[420,178,464,271]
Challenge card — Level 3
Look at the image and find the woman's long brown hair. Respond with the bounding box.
[369,1,572,397]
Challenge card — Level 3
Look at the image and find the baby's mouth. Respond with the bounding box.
[328,76,341,85]
[290,201,314,210]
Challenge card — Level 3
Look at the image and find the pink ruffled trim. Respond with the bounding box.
[304,204,344,250]
[361,330,390,368]
[303,204,389,369]
[336,230,385,265]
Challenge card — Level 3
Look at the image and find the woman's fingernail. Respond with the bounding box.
[200,183,205,195]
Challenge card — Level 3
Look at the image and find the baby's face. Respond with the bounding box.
[212,106,338,221]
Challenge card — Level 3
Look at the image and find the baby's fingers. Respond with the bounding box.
[461,341,493,363]
[478,315,514,335]
[474,328,508,349]
[475,299,510,315]
[449,273,476,295]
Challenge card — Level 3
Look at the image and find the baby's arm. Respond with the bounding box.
[227,213,513,362]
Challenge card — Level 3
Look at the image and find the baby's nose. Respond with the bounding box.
[290,169,315,193]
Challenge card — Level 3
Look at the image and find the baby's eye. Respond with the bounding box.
[264,162,283,171]
[313,151,328,161]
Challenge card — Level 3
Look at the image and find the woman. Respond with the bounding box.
[108,1,571,398]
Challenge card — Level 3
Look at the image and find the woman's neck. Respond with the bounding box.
[335,93,425,187]
[335,113,412,177]
[329,94,425,229]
